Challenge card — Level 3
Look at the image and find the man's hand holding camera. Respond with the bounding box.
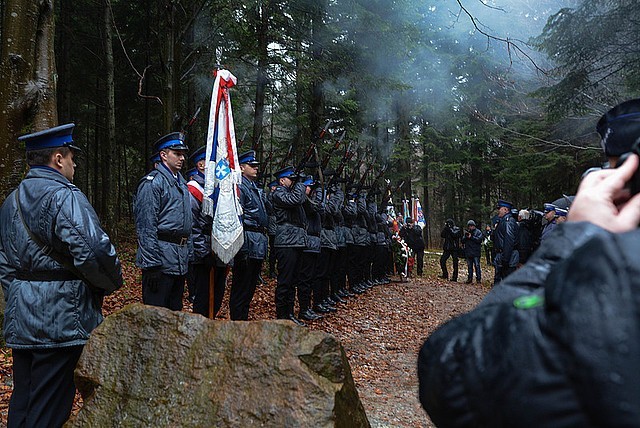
[570,153,640,232]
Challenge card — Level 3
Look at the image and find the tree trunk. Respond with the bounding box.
[57,0,72,121]
[309,2,326,142]
[394,95,412,198]
[294,39,304,150]
[162,0,177,132]
[102,0,116,237]
[252,0,271,150]
[0,0,58,200]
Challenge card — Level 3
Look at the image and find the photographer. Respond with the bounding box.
[461,220,482,283]
[418,150,640,424]
[439,219,461,281]
[400,218,426,276]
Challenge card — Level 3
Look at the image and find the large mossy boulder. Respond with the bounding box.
[68,304,370,427]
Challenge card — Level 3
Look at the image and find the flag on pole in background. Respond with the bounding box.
[403,199,410,222]
[202,69,244,264]
[411,197,417,222]
[415,197,426,229]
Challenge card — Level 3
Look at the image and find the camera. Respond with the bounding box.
[614,140,640,195]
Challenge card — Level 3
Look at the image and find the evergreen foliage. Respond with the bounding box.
[3,0,631,246]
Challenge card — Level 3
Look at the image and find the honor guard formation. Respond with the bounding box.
[6,99,640,426]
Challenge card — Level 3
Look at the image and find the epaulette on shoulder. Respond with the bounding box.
[137,170,159,188]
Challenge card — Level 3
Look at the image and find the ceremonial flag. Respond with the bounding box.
[202,69,244,264]
[415,197,426,229]
[403,199,410,222]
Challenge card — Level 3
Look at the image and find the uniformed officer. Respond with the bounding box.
[316,175,345,310]
[342,189,361,296]
[134,132,193,310]
[186,146,229,317]
[185,148,204,302]
[298,176,323,322]
[493,199,519,285]
[150,151,161,169]
[328,177,355,301]
[229,150,269,320]
[266,180,278,279]
[540,203,558,244]
[271,165,307,325]
[0,124,123,427]
[351,191,371,292]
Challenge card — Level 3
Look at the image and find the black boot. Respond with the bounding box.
[337,289,350,298]
[314,303,332,314]
[288,313,307,327]
[343,288,356,297]
[299,309,323,321]
[331,294,347,304]
[322,300,338,312]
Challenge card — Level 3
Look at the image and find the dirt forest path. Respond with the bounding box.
[0,251,490,426]
[311,256,489,427]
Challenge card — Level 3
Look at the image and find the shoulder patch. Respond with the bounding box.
[146,175,154,181]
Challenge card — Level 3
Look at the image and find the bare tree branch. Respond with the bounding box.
[455,0,548,75]
[108,0,163,105]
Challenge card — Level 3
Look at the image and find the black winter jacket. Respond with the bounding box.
[418,222,640,427]
[272,182,308,248]
[461,228,482,258]
[441,225,461,251]
[493,213,519,267]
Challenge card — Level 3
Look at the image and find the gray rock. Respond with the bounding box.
[68,304,370,428]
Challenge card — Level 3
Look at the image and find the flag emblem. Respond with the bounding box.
[215,158,231,180]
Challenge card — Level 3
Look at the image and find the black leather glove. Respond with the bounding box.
[144,268,163,292]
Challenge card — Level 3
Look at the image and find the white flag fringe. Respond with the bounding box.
[202,69,244,264]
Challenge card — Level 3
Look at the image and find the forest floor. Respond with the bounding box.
[0,247,490,427]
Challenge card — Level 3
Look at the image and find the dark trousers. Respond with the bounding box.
[186,265,197,300]
[9,346,83,428]
[331,246,348,292]
[352,244,368,285]
[385,245,394,275]
[494,265,516,286]
[440,250,459,280]
[297,251,318,311]
[318,247,337,296]
[363,243,374,282]
[268,234,277,277]
[414,249,424,275]
[346,244,359,289]
[466,256,481,281]
[192,263,228,318]
[275,247,302,318]
[372,245,384,279]
[142,270,185,311]
[230,256,263,320]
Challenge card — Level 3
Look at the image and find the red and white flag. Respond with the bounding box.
[202,69,243,264]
